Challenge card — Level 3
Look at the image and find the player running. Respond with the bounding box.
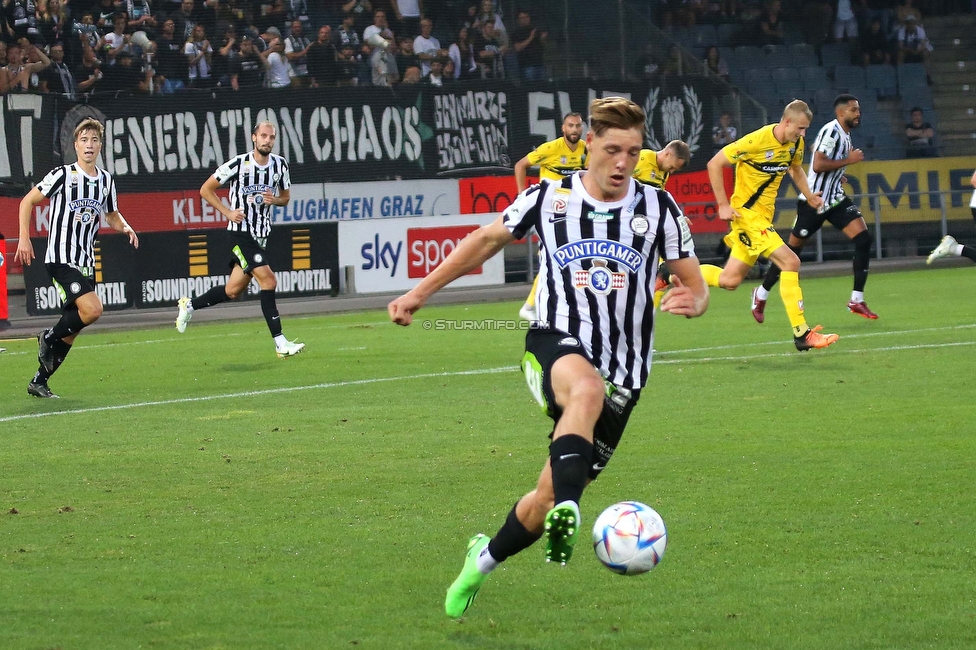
[699,100,839,351]
[751,94,878,322]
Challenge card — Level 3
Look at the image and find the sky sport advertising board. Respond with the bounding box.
[337,214,503,294]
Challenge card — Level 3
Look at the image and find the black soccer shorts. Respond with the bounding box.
[792,197,862,239]
[46,263,95,308]
[522,327,641,479]
[228,231,271,274]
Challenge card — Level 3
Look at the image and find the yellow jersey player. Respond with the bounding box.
[633,141,691,307]
[515,112,587,321]
[700,100,839,351]
[632,140,690,189]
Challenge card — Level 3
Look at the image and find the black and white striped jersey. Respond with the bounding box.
[213,151,291,241]
[503,172,696,389]
[37,163,118,269]
[801,119,851,209]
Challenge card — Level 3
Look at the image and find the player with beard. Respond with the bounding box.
[174,121,304,358]
[16,118,139,398]
[750,95,876,321]
[515,112,587,321]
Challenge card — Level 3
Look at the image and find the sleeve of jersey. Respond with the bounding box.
[213,158,239,184]
[793,138,805,165]
[281,161,291,189]
[36,167,65,197]
[659,191,696,260]
[526,141,555,166]
[105,176,118,213]
[501,184,543,240]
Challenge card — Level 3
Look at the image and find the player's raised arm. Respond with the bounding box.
[388,217,515,326]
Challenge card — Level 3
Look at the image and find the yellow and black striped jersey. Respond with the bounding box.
[722,124,804,222]
[632,149,669,189]
[526,137,588,181]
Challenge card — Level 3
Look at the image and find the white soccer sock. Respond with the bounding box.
[476,544,500,575]
[953,243,965,257]
[185,301,194,313]
[756,286,770,301]
[274,334,287,348]
[851,290,864,303]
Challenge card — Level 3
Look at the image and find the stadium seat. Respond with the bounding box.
[689,24,717,47]
[866,64,898,99]
[813,88,838,113]
[857,93,879,114]
[820,42,852,73]
[717,23,740,46]
[774,78,805,99]
[901,90,934,112]
[834,65,867,91]
[762,44,790,62]
[733,45,764,69]
[800,66,830,91]
[789,43,818,68]
[745,68,768,93]
[897,63,928,94]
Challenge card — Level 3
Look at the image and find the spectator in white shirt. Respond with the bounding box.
[390,0,421,39]
[413,17,445,77]
[184,24,213,88]
[284,19,311,87]
[265,36,293,87]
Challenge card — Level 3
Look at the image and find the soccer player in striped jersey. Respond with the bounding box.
[515,112,587,322]
[174,121,304,358]
[701,100,839,351]
[389,97,708,618]
[751,94,877,320]
[15,118,139,398]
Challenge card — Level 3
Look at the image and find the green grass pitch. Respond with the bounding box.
[1,268,975,649]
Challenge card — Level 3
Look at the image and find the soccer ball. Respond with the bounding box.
[592,501,668,575]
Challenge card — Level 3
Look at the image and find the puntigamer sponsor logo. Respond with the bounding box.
[552,239,644,273]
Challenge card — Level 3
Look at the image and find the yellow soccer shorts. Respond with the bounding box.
[724,207,785,267]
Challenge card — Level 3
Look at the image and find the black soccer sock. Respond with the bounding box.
[191,285,231,310]
[49,309,86,341]
[51,340,72,377]
[260,290,283,337]
[549,434,593,506]
[32,366,51,385]
[761,262,782,292]
[852,231,872,292]
[962,245,976,263]
[486,503,544,562]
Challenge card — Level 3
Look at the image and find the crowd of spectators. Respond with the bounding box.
[0,0,552,97]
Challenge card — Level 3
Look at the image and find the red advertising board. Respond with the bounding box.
[459,176,536,214]
[406,225,481,278]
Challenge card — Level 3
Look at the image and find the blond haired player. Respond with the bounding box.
[700,100,839,351]
[515,112,587,321]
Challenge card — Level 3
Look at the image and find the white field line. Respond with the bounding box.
[1,338,973,423]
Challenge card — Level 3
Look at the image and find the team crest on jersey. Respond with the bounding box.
[254,253,264,264]
[69,282,81,294]
[631,215,649,235]
[764,150,774,160]
[551,187,571,215]
[574,260,626,296]
[552,239,644,273]
[560,156,567,164]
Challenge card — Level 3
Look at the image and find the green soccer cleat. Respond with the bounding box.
[444,533,491,618]
[544,500,581,565]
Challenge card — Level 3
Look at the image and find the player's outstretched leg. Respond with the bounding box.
[27,380,59,398]
[445,533,492,618]
[847,300,878,319]
[175,297,193,333]
[544,500,581,565]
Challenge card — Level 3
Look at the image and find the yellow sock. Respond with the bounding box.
[525,274,540,307]
[779,271,809,336]
[653,288,665,309]
[700,264,722,288]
